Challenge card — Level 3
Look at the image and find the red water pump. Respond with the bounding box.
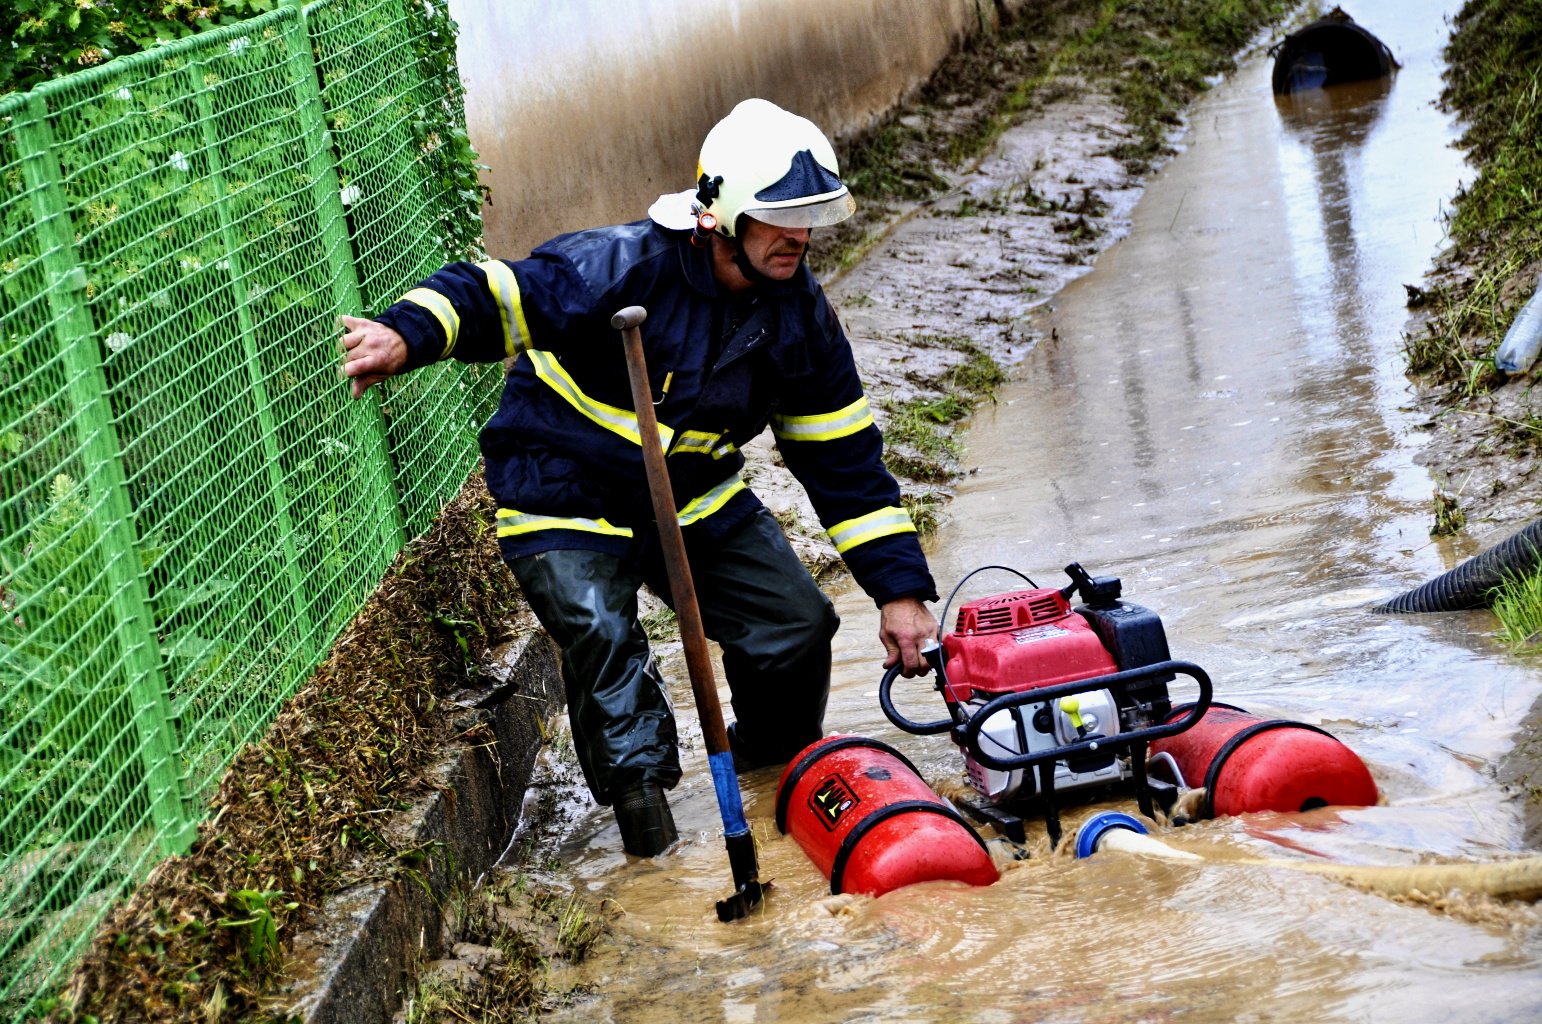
[777,562,1381,897]
[879,563,1212,845]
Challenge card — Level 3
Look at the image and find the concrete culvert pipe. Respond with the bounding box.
[1270,7,1398,95]
[1374,517,1542,613]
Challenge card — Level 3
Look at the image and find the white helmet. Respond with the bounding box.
[648,99,856,238]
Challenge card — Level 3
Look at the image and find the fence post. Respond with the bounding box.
[186,60,318,651]
[14,94,196,856]
[280,2,408,552]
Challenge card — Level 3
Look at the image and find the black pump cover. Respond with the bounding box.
[1074,601,1174,727]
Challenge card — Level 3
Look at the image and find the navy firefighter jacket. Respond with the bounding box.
[373,219,937,607]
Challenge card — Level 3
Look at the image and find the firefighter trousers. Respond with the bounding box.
[508,508,839,806]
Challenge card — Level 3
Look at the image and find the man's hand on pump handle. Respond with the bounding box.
[338,320,938,675]
[881,596,938,678]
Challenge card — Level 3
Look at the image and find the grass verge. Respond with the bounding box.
[1491,560,1542,646]
[46,474,525,1024]
[1403,0,1542,393]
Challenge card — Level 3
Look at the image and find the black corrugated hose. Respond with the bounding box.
[1375,517,1542,613]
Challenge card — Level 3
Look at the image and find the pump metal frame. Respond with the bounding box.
[879,659,1213,846]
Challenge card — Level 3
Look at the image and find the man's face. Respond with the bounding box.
[738,217,810,280]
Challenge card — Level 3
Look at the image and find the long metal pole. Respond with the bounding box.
[611,305,762,921]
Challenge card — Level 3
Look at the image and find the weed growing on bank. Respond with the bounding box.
[1403,0,1542,391]
[400,870,607,1023]
[640,605,680,642]
[881,336,1006,493]
[1491,559,1542,646]
[1432,488,1468,536]
[901,491,949,536]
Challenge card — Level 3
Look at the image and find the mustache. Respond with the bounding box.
[767,239,807,256]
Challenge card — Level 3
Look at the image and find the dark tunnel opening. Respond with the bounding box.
[1272,11,1398,94]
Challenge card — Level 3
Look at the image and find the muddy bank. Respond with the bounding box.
[754,0,1294,573]
[1400,0,1542,541]
[1405,269,1542,544]
[1394,1,1542,845]
[388,716,612,1023]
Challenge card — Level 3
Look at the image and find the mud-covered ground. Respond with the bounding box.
[392,718,608,1024]
[49,477,539,1024]
[1406,263,1542,545]
[749,82,1142,573]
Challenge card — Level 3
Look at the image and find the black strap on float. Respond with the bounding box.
[1166,701,1251,720]
[774,736,925,834]
[827,800,989,896]
[1200,719,1336,818]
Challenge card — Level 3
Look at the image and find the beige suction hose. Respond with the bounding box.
[1088,820,1542,901]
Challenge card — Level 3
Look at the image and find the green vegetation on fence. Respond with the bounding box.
[0,0,496,1014]
[3,0,488,271]
[4,1,278,95]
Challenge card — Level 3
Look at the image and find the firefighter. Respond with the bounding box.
[340,99,938,857]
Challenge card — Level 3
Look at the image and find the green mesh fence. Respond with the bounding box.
[0,0,496,1012]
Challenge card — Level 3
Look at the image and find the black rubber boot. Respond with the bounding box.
[613,781,678,857]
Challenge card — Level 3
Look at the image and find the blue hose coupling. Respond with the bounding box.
[1075,811,1149,859]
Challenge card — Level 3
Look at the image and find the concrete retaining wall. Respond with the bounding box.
[279,632,563,1024]
[446,0,1033,258]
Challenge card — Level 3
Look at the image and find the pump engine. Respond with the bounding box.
[879,563,1213,844]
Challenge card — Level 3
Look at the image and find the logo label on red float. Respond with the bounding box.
[809,773,860,831]
[1011,624,1071,644]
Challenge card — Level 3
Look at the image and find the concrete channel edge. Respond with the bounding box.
[277,631,564,1024]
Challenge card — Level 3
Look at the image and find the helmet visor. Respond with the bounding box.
[743,193,857,229]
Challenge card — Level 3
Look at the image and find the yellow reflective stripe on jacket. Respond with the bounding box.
[526,349,674,448]
[771,395,873,442]
[495,508,633,538]
[494,476,741,537]
[677,474,746,526]
[400,288,460,359]
[670,429,721,456]
[826,506,915,554]
[710,440,737,460]
[478,259,532,360]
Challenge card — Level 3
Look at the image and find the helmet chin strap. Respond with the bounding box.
[729,232,774,287]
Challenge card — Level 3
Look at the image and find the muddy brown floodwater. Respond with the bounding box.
[541,3,1542,1021]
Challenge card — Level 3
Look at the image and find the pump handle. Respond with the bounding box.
[878,663,954,735]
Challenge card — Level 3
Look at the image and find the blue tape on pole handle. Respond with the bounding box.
[708,750,750,836]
